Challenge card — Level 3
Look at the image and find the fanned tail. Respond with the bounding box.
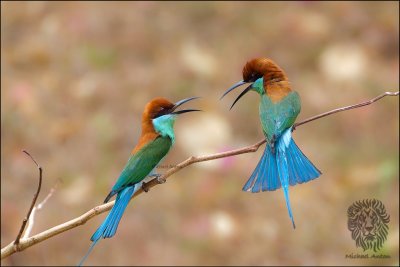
[78,184,140,266]
[242,144,280,192]
[242,127,321,228]
[285,138,321,185]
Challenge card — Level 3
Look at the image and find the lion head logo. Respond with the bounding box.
[347,199,390,252]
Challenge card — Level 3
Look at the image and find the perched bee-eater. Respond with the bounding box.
[221,58,321,228]
[79,97,200,265]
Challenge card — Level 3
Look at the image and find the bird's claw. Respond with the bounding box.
[143,173,166,188]
[141,182,150,193]
[157,176,166,184]
[148,173,165,184]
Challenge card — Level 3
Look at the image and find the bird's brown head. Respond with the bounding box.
[242,58,287,84]
[221,58,289,109]
[143,97,175,122]
[141,97,201,134]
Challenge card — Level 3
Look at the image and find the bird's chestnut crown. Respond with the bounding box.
[242,58,287,84]
[142,97,200,123]
[221,58,289,109]
[145,98,175,119]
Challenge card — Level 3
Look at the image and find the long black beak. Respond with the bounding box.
[220,80,253,110]
[229,84,252,110]
[220,80,247,100]
[171,97,201,115]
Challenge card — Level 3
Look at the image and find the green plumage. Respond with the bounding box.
[259,91,301,142]
[222,62,321,229]
[106,136,172,201]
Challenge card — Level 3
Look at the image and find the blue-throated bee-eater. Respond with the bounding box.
[79,97,200,265]
[221,58,321,229]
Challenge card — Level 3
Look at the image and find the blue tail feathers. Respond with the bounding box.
[78,184,140,266]
[242,128,321,228]
[243,145,280,192]
[91,185,136,241]
[276,137,295,229]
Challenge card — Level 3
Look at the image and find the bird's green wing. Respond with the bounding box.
[259,91,301,141]
[109,136,172,197]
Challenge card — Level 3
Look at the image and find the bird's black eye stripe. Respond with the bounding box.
[251,72,262,82]
[154,107,169,118]
[245,72,262,83]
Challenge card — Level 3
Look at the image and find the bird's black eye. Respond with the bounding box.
[245,72,261,83]
[154,107,168,118]
[250,73,260,82]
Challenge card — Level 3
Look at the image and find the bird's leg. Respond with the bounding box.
[148,173,162,179]
[141,173,166,192]
[141,181,151,193]
[156,175,166,184]
[141,173,161,192]
[149,173,166,183]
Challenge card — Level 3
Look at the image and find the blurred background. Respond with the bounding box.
[1,1,399,266]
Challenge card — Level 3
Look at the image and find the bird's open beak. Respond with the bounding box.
[171,97,201,115]
[220,80,253,110]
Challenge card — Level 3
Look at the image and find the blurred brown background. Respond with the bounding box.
[1,1,399,266]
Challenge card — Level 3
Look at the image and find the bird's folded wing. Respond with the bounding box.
[110,136,172,196]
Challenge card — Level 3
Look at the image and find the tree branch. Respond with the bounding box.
[1,91,398,260]
[13,151,43,248]
[293,91,399,129]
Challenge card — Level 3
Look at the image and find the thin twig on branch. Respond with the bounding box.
[1,91,398,260]
[22,179,61,239]
[293,91,399,129]
[13,151,43,248]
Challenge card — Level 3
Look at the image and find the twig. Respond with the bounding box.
[13,151,43,249]
[22,179,61,239]
[293,91,399,129]
[1,91,398,260]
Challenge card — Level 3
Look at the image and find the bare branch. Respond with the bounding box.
[1,91,398,260]
[293,91,399,129]
[1,141,266,260]
[13,151,43,248]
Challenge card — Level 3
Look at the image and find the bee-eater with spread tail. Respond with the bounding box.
[79,97,200,265]
[221,58,321,228]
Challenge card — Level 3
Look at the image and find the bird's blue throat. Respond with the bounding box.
[152,114,177,143]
